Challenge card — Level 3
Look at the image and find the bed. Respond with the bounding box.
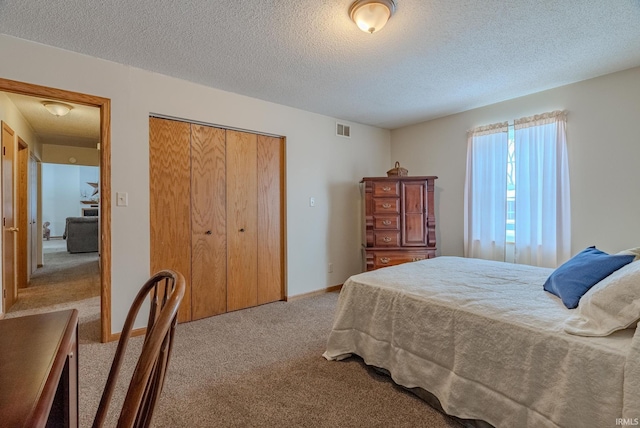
[323,256,640,428]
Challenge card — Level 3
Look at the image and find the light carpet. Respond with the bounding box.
[5,238,101,343]
[4,242,461,427]
[80,293,461,427]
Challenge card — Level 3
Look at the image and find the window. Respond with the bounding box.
[464,111,571,268]
[506,126,516,243]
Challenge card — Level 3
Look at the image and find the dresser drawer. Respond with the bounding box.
[373,198,400,214]
[374,215,400,230]
[372,181,400,197]
[368,250,435,270]
[374,232,401,247]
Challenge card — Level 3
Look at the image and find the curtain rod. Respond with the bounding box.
[468,110,567,134]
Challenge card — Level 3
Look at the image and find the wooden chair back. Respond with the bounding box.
[93,270,186,428]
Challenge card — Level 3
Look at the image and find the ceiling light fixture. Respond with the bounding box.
[42,101,73,117]
[349,0,396,34]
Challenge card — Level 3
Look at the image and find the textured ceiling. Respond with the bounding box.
[1,1,640,129]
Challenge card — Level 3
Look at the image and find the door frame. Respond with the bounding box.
[17,137,28,289]
[0,78,113,342]
[2,121,17,312]
[28,152,39,276]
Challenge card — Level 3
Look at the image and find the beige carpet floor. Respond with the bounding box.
[4,242,462,427]
[80,293,462,428]
[5,238,101,343]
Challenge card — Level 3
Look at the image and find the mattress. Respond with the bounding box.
[323,257,640,428]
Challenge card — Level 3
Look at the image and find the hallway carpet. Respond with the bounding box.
[5,238,101,343]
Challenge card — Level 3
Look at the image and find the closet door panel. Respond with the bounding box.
[226,131,258,311]
[257,135,284,305]
[149,117,192,323]
[191,125,227,320]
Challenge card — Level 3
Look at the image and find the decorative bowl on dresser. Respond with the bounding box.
[361,175,437,271]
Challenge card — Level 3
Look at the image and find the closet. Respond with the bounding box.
[149,117,285,323]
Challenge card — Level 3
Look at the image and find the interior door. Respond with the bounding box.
[149,117,192,323]
[226,130,258,312]
[190,124,227,320]
[2,121,17,312]
[257,135,284,305]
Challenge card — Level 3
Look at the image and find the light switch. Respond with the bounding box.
[116,192,128,207]
[309,197,315,207]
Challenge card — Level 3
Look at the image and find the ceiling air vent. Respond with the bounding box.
[336,122,351,138]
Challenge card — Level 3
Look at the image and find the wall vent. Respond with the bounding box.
[336,123,351,138]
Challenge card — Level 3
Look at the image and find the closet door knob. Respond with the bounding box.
[205,230,212,235]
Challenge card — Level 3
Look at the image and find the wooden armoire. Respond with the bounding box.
[149,117,285,323]
[361,176,437,271]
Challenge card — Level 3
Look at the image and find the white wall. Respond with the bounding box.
[42,164,99,236]
[40,145,99,239]
[0,34,390,331]
[0,92,43,158]
[42,144,100,166]
[391,66,640,258]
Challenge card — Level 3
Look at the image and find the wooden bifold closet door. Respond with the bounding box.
[149,117,284,323]
[190,124,227,320]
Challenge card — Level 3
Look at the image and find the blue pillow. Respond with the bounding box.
[543,247,635,309]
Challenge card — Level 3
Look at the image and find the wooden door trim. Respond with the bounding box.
[2,121,16,313]
[17,138,28,289]
[28,153,39,276]
[280,137,288,299]
[0,78,113,342]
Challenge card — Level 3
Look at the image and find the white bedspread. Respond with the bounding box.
[323,257,640,428]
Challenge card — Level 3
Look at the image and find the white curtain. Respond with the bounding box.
[513,111,571,267]
[464,122,508,261]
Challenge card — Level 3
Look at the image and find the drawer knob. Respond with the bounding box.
[380,257,390,264]
[383,236,391,243]
[382,220,391,226]
[382,203,391,209]
[382,186,391,192]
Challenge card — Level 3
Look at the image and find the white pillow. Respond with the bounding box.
[617,247,640,261]
[564,260,640,336]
